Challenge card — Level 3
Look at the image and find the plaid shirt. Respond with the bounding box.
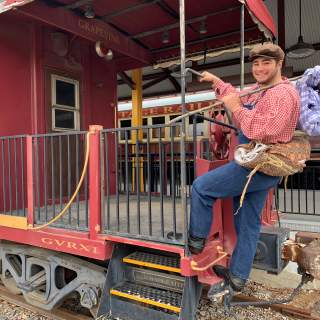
[214,78,300,143]
[296,66,320,136]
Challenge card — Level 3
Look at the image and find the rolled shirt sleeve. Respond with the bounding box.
[214,79,236,97]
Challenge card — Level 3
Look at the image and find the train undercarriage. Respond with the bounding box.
[1,229,319,320]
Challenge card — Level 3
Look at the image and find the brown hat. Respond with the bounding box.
[249,43,285,61]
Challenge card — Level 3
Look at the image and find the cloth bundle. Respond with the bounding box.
[234,132,311,211]
[296,66,320,136]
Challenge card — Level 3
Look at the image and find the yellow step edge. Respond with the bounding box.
[0,214,28,230]
[110,289,181,313]
[123,257,181,273]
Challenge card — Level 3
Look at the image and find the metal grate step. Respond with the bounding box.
[123,251,181,273]
[110,282,182,313]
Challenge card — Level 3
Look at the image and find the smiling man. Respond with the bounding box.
[188,43,300,292]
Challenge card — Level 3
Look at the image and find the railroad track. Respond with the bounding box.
[233,294,320,320]
[0,284,93,320]
[0,281,319,320]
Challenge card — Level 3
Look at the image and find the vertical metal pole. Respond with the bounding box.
[89,125,102,239]
[1,140,6,213]
[147,128,152,236]
[105,132,111,230]
[125,130,130,233]
[8,138,12,214]
[67,134,71,224]
[21,138,25,216]
[26,136,34,227]
[14,138,18,215]
[240,3,245,90]
[179,0,188,247]
[76,134,80,226]
[51,136,55,218]
[43,137,47,221]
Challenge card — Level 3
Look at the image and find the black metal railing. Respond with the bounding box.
[32,132,89,230]
[118,152,194,197]
[275,163,320,215]
[101,123,188,244]
[0,135,27,216]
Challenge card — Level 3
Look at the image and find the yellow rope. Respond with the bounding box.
[28,132,91,230]
[235,162,265,215]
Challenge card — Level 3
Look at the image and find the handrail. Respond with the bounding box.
[28,132,91,230]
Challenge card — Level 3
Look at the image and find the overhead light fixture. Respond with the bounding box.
[287,0,315,59]
[84,3,95,19]
[199,20,207,35]
[162,31,170,44]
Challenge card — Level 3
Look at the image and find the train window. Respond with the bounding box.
[188,115,204,137]
[189,115,204,124]
[51,74,80,131]
[54,109,75,129]
[169,115,181,137]
[56,80,76,107]
[120,119,132,140]
[152,116,165,139]
[142,118,148,139]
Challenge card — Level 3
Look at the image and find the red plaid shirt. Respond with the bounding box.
[214,78,300,143]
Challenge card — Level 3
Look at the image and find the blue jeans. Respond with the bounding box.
[189,138,280,280]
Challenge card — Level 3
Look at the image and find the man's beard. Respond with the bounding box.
[256,69,279,85]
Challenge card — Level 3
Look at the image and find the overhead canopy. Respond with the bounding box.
[0,0,277,66]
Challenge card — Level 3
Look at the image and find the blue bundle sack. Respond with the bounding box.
[296,66,320,136]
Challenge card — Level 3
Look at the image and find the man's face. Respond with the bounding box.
[251,57,282,84]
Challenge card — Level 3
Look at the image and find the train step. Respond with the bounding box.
[97,244,202,320]
[123,251,181,273]
[110,281,182,313]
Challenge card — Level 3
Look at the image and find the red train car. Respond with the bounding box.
[0,1,319,320]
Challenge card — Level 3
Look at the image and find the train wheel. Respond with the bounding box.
[1,252,24,295]
[0,243,106,314]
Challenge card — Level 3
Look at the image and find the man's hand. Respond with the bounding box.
[200,71,220,85]
[221,93,242,113]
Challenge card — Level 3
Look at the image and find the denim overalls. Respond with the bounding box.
[189,102,280,281]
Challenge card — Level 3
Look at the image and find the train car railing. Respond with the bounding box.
[117,150,194,198]
[101,123,188,244]
[0,135,27,217]
[275,162,320,215]
[31,131,89,230]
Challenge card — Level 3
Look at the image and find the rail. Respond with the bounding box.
[31,131,89,230]
[275,162,320,215]
[101,123,189,244]
[0,135,27,217]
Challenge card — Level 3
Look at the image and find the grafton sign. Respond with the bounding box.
[78,19,120,45]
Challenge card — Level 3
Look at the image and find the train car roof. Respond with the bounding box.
[0,0,276,68]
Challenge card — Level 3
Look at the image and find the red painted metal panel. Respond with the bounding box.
[0,18,33,136]
[101,235,185,256]
[0,226,112,260]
